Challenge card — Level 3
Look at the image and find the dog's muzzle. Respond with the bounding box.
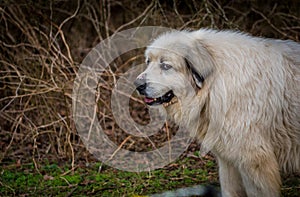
[134,78,176,106]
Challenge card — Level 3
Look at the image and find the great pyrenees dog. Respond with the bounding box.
[134,29,300,197]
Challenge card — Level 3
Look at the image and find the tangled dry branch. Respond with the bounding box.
[0,0,299,168]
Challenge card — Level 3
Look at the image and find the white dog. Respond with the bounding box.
[134,29,300,197]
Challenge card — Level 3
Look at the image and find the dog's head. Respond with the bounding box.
[134,30,214,107]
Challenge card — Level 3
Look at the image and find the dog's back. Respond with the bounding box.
[271,40,300,173]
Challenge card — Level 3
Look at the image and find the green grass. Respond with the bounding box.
[0,156,299,196]
[0,156,218,197]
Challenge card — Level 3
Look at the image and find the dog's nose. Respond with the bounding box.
[134,76,147,95]
[136,83,147,95]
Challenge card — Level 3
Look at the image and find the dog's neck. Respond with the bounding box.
[164,94,209,142]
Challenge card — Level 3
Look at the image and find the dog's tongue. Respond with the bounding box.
[144,97,154,104]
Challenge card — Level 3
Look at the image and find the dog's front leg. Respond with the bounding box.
[238,153,281,197]
[217,157,247,197]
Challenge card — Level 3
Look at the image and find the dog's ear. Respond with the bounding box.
[184,40,215,89]
[185,58,204,89]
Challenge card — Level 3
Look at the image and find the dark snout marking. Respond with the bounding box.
[134,74,147,95]
[136,83,147,95]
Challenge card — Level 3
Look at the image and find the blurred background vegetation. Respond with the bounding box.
[0,0,299,194]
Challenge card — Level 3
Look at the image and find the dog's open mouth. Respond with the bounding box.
[144,90,177,107]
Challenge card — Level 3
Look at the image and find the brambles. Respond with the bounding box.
[0,1,299,195]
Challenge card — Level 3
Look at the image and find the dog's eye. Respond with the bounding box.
[160,63,172,70]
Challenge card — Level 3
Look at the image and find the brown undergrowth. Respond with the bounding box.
[1,0,299,172]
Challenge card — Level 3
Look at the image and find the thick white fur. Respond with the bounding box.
[138,29,300,197]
